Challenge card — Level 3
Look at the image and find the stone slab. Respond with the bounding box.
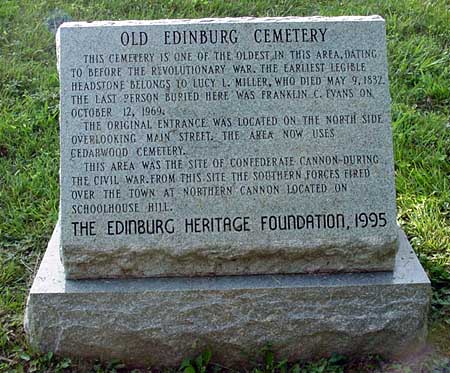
[58,16,398,279]
[25,223,430,368]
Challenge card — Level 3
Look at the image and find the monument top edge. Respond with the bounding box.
[58,15,385,30]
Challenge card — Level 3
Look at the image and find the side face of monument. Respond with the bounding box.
[58,17,398,279]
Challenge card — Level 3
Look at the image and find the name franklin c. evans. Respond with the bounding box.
[105,214,346,236]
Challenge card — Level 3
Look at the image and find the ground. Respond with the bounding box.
[0,0,449,372]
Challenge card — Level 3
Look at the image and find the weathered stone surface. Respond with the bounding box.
[58,16,398,279]
[25,223,430,367]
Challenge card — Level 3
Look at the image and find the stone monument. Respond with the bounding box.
[25,16,430,367]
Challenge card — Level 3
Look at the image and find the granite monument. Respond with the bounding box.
[25,16,430,367]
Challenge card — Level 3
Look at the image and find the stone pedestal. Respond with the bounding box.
[25,223,430,368]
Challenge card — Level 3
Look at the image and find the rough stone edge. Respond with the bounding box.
[24,224,430,368]
[61,236,398,279]
[58,16,385,29]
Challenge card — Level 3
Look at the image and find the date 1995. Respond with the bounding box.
[354,212,387,228]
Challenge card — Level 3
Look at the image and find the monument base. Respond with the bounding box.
[25,223,430,368]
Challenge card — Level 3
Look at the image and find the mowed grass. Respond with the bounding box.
[0,0,449,371]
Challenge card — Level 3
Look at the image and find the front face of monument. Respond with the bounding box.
[58,16,398,279]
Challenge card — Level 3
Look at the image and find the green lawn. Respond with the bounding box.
[0,0,449,371]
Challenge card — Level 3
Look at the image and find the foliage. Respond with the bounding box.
[180,349,212,373]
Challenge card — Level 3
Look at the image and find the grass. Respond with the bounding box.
[0,0,449,371]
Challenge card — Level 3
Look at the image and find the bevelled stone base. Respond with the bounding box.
[25,223,430,368]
